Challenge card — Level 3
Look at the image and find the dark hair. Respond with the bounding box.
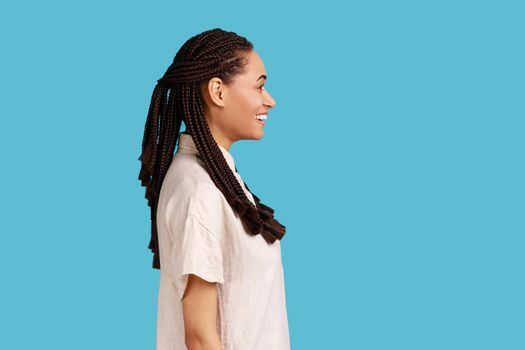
[138,28,286,269]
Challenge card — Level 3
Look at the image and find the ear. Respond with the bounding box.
[206,77,226,108]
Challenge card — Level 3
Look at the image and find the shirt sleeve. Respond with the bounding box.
[170,211,225,301]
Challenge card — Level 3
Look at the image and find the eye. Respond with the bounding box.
[258,85,265,91]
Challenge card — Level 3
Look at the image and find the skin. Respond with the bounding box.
[199,49,277,151]
[182,274,223,350]
[182,50,276,350]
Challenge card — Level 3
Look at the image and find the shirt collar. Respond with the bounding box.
[178,132,236,172]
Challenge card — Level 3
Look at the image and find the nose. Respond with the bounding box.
[264,89,276,109]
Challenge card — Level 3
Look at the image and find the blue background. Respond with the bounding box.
[1,0,523,349]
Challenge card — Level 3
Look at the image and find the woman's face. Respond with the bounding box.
[200,49,276,150]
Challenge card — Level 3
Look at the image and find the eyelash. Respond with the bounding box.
[258,85,265,91]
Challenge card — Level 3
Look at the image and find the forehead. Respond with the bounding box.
[243,50,266,76]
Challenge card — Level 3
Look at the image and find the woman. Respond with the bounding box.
[138,28,290,350]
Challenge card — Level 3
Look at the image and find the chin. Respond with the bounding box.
[254,130,264,140]
[239,128,264,141]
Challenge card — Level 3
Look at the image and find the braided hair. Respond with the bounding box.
[138,28,286,269]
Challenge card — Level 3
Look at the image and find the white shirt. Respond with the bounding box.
[155,132,290,350]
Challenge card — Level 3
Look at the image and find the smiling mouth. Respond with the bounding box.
[255,114,267,124]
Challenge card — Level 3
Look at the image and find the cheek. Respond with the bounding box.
[231,93,260,119]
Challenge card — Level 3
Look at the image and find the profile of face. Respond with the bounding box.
[200,49,276,150]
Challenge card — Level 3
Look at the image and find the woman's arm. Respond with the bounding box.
[182,274,223,350]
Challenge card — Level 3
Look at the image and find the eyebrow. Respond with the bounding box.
[256,74,267,82]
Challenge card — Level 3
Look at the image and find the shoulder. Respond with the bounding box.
[162,180,229,246]
[160,152,217,199]
[162,177,228,232]
[186,181,228,230]
[161,152,235,232]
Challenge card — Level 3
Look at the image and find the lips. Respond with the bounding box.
[255,114,267,121]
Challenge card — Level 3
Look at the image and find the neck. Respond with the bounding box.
[207,122,233,151]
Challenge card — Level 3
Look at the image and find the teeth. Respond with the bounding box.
[255,114,267,120]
